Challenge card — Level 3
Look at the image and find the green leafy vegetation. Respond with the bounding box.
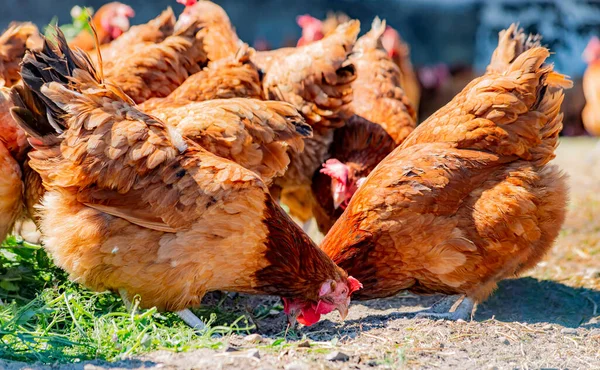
[0,236,254,364]
[44,5,93,41]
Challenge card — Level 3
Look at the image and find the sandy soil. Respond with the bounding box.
[3,137,600,370]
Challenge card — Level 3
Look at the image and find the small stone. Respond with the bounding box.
[542,324,553,331]
[456,319,467,324]
[498,336,510,345]
[366,359,379,367]
[326,351,350,362]
[247,349,261,359]
[284,361,310,370]
[225,345,239,352]
[561,328,578,335]
[297,340,311,348]
[244,334,263,343]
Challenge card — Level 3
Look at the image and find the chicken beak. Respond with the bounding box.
[332,191,345,210]
[336,304,349,320]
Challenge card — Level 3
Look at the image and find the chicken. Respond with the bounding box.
[175,0,241,61]
[0,22,42,87]
[140,45,262,110]
[10,30,361,328]
[100,19,207,104]
[146,98,311,185]
[97,7,176,63]
[0,87,24,243]
[294,14,420,112]
[320,24,570,320]
[582,36,600,136]
[69,2,135,51]
[312,18,416,234]
[260,21,358,224]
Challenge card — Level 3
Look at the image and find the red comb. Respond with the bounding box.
[177,0,197,6]
[296,14,321,28]
[348,276,362,294]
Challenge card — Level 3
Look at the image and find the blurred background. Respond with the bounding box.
[4,0,600,135]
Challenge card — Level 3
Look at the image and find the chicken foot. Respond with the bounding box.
[414,295,475,321]
[119,289,206,331]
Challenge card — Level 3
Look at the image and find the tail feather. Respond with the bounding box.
[487,23,543,75]
[353,17,386,51]
[10,27,129,145]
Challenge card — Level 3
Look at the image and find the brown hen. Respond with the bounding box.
[10,30,361,329]
[320,24,570,320]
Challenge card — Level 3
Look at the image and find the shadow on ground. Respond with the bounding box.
[206,276,600,339]
[475,277,600,328]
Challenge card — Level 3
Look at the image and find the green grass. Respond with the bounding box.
[0,236,255,364]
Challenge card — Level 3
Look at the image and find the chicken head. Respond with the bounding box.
[283,277,362,326]
[98,3,135,39]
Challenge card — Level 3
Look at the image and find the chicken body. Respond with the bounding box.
[11,30,359,326]
[312,19,416,233]
[320,25,570,313]
[146,98,311,184]
[101,19,206,104]
[140,46,262,110]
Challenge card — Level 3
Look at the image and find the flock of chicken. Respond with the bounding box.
[0,0,573,331]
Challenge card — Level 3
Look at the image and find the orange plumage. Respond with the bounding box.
[312,18,416,234]
[320,24,570,318]
[10,30,359,327]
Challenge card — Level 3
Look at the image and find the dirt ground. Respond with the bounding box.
[3,137,600,370]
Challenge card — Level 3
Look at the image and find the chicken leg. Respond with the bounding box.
[119,289,206,331]
[415,295,474,321]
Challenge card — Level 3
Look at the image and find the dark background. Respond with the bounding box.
[3,0,598,134]
[3,0,600,76]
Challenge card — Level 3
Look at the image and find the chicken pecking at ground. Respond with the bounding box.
[311,18,416,234]
[68,2,135,51]
[320,24,571,320]
[10,29,362,329]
